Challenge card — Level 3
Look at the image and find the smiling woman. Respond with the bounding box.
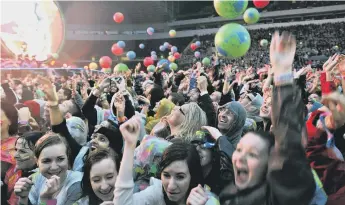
[14,133,83,205]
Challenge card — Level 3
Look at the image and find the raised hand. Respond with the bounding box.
[120,116,141,149]
[37,76,58,102]
[115,76,126,91]
[270,31,296,75]
[202,126,222,140]
[323,54,339,73]
[98,77,111,91]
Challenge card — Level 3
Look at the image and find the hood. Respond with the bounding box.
[66,116,88,146]
[218,102,247,145]
[244,93,263,122]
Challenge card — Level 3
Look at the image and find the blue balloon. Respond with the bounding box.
[195,41,201,47]
[139,43,145,49]
[117,41,126,48]
[157,59,170,71]
[159,45,166,51]
[151,51,156,56]
[126,51,136,60]
[151,55,158,60]
[171,46,178,53]
[163,42,169,48]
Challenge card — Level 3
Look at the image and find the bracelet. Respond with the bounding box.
[47,101,59,108]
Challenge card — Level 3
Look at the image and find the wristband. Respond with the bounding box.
[18,120,29,126]
[274,73,293,86]
[47,101,59,107]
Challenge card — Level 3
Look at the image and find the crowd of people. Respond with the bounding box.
[1,28,345,205]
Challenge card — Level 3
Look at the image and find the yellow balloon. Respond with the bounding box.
[168,55,175,62]
[89,62,98,70]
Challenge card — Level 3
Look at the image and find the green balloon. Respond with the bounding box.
[243,8,260,24]
[214,0,248,19]
[202,57,211,66]
[114,63,129,72]
[147,65,155,72]
[214,23,251,59]
[169,63,178,71]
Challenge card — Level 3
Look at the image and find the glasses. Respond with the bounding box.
[192,141,215,149]
[174,106,185,116]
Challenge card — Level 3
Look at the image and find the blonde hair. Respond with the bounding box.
[175,102,208,141]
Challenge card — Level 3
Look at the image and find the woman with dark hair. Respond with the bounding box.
[114,117,213,205]
[1,101,19,205]
[14,131,45,176]
[75,148,119,205]
[14,133,83,205]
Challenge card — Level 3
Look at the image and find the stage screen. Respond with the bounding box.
[1,0,65,61]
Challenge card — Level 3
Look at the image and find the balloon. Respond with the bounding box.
[243,8,260,24]
[52,53,59,59]
[143,57,154,67]
[151,51,156,56]
[171,46,178,53]
[126,51,136,60]
[169,52,173,56]
[202,57,211,66]
[139,43,145,49]
[253,0,270,9]
[214,0,248,19]
[114,63,129,72]
[159,45,166,51]
[334,45,339,51]
[157,59,170,70]
[113,12,124,23]
[151,55,158,60]
[164,42,170,48]
[169,30,176,37]
[173,52,181,59]
[117,41,126,48]
[147,27,155,35]
[83,66,89,70]
[195,41,201,47]
[169,63,178,71]
[111,44,123,56]
[99,56,112,68]
[89,62,98,70]
[191,43,197,51]
[147,65,155,73]
[168,44,172,49]
[215,23,251,58]
[194,51,201,58]
[260,39,268,47]
[168,55,175,62]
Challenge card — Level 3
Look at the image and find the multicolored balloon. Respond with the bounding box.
[171,46,178,53]
[151,51,156,56]
[139,43,145,49]
[214,0,248,19]
[126,51,136,60]
[159,45,166,51]
[168,55,175,62]
[147,27,155,35]
[151,54,158,60]
[164,42,170,48]
[194,51,201,58]
[243,8,260,24]
[260,39,268,47]
[169,30,176,37]
[147,65,155,72]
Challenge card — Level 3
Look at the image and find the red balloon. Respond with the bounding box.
[111,44,123,56]
[143,57,154,67]
[113,12,124,23]
[190,43,197,51]
[99,56,112,68]
[253,0,270,9]
[173,52,181,59]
